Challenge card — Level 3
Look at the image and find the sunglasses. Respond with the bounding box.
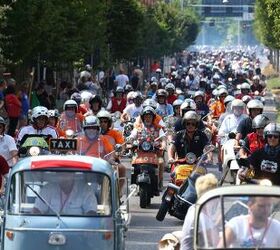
[186,122,196,127]
[267,134,279,139]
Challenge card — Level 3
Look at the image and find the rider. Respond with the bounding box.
[121,91,143,122]
[17,106,58,144]
[129,106,166,188]
[97,110,126,192]
[193,90,209,118]
[236,99,264,140]
[70,92,87,115]
[57,100,84,134]
[210,88,228,119]
[76,115,113,158]
[106,86,127,113]
[155,89,174,117]
[239,114,269,157]
[168,111,209,161]
[48,109,65,137]
[235,82,252,100]
[84,94,103,116]
[218,99,247,142]
[172,99,183,118]
[240,123,280,186]
[0,116,18,167]
[146,81,158,98]
[251,75,265,95]
[165,83,177,105]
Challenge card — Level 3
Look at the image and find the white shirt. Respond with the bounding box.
[0,134,17,166]
[227,215,280,248]
[123,104,143,119]
[115,74,129,88]
[17,125,58,143]
[34,181,97,215]
[218,113,247,136]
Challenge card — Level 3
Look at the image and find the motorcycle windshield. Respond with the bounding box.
[196,195,280,249]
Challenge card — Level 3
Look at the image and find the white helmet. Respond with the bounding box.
[241,82,251,90]
[172,99,184,107]
[180,99,196,111]
[63,100,78,111]
[224,95,235,105]
[156,68,162,73]
[80,90,93,104]
[182,111,200,123]
[48,109,59,118]
[127,91,135,101]
[193,90,205,99]
[263,123,280,137]
[247,99,264,110]
[231,99,245,108]
[242,95,253,104]
[97,110,112,121]
[143,99,157,109]
[83,115,100,128]
[218,88,228,96]
[252,114,269,129]
[31,106,49,122]
[165,83,175,91]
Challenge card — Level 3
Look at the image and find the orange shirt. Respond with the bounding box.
[76,135,113,158]
[105,129,125,145]
[210,100,225,118]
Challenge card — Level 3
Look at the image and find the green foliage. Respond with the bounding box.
[254,0,280,49]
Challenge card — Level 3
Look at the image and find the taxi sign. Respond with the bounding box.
[49,138,77,151]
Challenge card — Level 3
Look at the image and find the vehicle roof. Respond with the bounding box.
[12,155,114,176]
[197,185,280,205]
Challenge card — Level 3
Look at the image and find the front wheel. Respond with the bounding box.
[139,185,151,208]
[156,200,170,221]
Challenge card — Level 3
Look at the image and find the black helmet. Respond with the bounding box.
[71,92,82,105]
[124,84,133,92]
[89,95,102,110]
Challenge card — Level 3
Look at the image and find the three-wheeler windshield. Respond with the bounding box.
[8,170,111,216]
[196,195,280,249]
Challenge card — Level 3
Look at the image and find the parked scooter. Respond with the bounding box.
[156,145,218,221]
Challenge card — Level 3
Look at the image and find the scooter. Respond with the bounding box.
[130,130,161,208]
[156,145,216,221]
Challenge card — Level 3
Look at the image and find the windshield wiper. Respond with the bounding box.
[26,184,62,221]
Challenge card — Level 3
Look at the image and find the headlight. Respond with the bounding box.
[65,129,74,138]
[259,179,272,186]
[185,152,196,164]
[141,141,152,151]
[28,146,41,156]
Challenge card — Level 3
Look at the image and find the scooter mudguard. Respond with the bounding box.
[137,172,151,184]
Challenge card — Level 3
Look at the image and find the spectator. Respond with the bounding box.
[0,79,7,119]
[17,81,30,128]
[114,69,129,88]
[4,85,22,136]
[33,83,51,109]
[130,70,140,91]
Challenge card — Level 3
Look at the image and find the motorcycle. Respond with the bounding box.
[130,129,161,208]
[170,152,197,187]
[156,145,219,221]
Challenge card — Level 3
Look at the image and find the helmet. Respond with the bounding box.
[70,92,82,104]
[247,99,264,110]
[263,123,280,137]
[252,114,270,129]
[218,88,228,96]
[127,91,135,101]
[150,76,158,83]
[253,75,260,81]
[150,81,158,87]
[180,99,196,111]
[48,109,59,118]
[124,84,133,92]
[242,95,253,104]
[83,115,100,128]
[193,90,205,99]
[156,89,167,98]
[212,74,220,80]
[97,110,112,123]
[231,99,245,108]
[115,86,124,93]
[241,82,251,90]
[31,106,49,122]
[156,68,162,73]
[172,99,183,107]
[85,64,92,71]
[182,111,200,124]
[140,106,156,121]
[0,116,7,126]
[224,95,235,106]
[63,100,78,111]
[165,83,175,91]
[143,99,157,109]
[133,91,143,99]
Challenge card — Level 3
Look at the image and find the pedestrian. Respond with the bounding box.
[4,85,22,137]
[17,81,30,128]
[114,69,129,88]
